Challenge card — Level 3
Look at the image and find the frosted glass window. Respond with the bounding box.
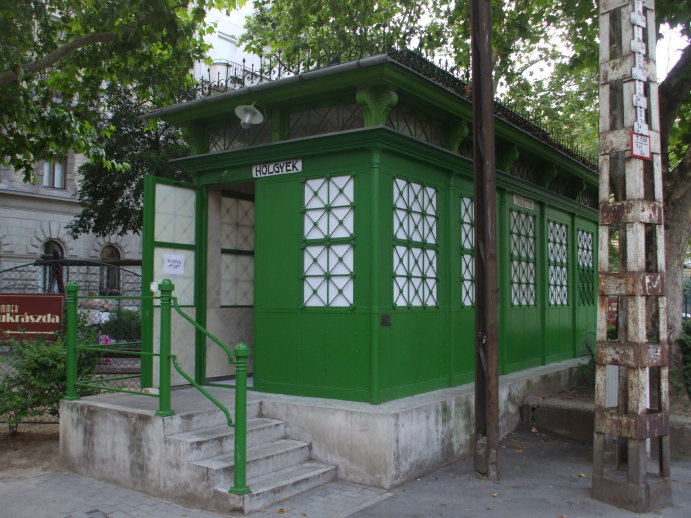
[510,210,536,306]
[548,221,568,306]
[221,254,254,306]
[577,229,595,306]
[303,176,355,307]
[153,248,195,306]
[393,179,438,307]
[154,184,196,245]
[221,198,254,251]
[460,196,475,307]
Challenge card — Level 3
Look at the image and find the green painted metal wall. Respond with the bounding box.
[174,128,598,404]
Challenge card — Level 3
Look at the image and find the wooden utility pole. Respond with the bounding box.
[593,0,671,511]
[471,0,499,481]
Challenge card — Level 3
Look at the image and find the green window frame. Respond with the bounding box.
[303,175,355,307]
[577,229,595,306]
[510,209,536,307]
[547,220,569,306]
[460,195,475,307]
[393,178,438,308]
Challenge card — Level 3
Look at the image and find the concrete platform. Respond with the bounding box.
[60,358,585,513]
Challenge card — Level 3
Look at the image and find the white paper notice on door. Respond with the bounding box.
[163,254,185,275]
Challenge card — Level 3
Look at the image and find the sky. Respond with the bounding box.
[657,24,689,81]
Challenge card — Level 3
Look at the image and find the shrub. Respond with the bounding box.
[100,309,141,343]
[0,329,101,436]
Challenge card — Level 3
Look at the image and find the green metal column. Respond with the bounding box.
[156,279,175,417]
[64,281,80,401]
[369,148,382,404]
[230,342,251,495]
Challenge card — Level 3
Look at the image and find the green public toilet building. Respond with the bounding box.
[142,51,598,405]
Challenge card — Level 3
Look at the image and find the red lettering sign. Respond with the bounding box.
[0,294,64,342]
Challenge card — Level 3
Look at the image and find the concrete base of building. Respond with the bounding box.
[60,358,584,512]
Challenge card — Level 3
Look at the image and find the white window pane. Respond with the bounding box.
[304,277,328,306]
[43,162,51,187]
[304,209,327,239]
[54,161,65,188]
[305,178,328,208]
[304,246,327,275]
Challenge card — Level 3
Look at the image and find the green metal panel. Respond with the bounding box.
[574,218,598,355]
[544,207,574,363]
[503,193,543,372]
[450,176,476,385]
[253,150,375,401]
[141,175,200,387]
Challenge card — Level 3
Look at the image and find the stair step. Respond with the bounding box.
[167,418,285,460]
[194,439,311,483]
[221,462,337,513]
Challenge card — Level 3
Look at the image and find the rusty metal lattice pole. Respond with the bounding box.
[593,0,672,511]
[471,0,499,481]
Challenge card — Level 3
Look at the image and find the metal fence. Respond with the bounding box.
[0,260,142,425]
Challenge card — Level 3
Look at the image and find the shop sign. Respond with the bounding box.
[0,294,64,342]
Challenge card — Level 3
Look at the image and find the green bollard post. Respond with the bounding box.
[155,279,175,417]
[64,281,80,401]
[229,342,251,495]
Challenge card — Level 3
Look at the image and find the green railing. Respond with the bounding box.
[64,279,251,495]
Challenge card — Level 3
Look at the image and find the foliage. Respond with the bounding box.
[0,0,243,182]
[100,309,142,343]
[67,85,190,237]
[0,325,100,436]
[677,319,691,396]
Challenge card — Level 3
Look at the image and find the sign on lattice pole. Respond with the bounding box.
[593,0,672,512]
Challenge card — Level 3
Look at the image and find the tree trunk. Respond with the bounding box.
[664,146,691,395]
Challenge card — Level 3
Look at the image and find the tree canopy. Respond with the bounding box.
[0,0,242,182]
[67,85,190,238]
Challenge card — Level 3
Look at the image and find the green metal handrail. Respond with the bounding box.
[171,297,236,364]
[65,279,251,495]
[170,355,234,427]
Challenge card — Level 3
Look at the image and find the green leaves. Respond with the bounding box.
[67,84,191,238]
[0,0,243,181]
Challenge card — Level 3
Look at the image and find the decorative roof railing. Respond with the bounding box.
[181,46,597,170]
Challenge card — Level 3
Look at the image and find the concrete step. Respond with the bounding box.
[193,439,311,486]
[220,462,337,514]
[161,399,262,435]
[166,418,285,461]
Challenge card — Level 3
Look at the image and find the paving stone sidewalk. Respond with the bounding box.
[2,426,689,518]
[0,473,391,518]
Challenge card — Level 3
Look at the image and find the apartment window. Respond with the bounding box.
[100,245,121,295]
[43,158,66,189]
[42,240,64,293]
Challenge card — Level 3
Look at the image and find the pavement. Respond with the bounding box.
[1,425,689,518]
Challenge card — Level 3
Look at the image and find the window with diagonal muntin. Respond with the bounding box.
[303,175,355,307]
[460,195,475,307]
[510,209,536,306]
[577,229,595,306]
[548,220,569,306]
[393,178,438,307]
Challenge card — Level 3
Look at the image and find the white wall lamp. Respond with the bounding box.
[234,103,264,129]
